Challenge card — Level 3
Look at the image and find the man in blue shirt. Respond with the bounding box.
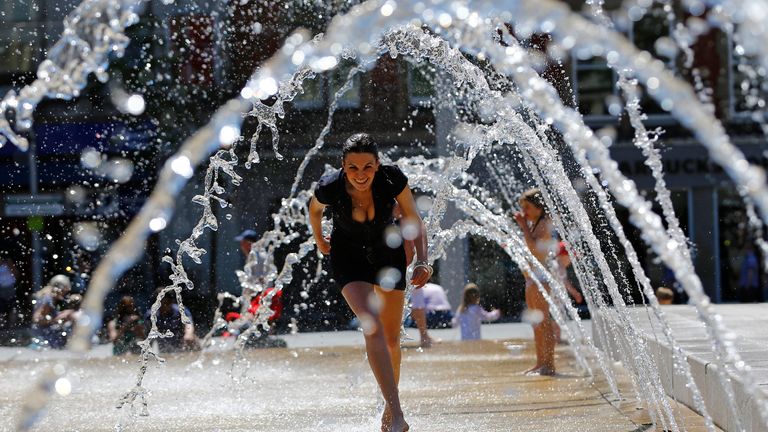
[146,288,199,352]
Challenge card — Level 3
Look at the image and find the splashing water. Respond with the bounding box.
[0,0,146,151]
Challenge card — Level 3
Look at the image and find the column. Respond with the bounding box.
[433,88,468,310]
[687,187,721,302]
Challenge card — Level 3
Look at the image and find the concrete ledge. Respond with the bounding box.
[593,304,768,432]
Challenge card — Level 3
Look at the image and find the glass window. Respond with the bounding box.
[42,0,81,22]
[729,35,768,116]
[629,8,674,115]
[329,58,361,108]
[292,59,362,110]
[574,57,613,116]
[291,73,325,109]
[731,59,768,113]
[0,27,40,73]
[1,1,38,22]
[572,7,675,120]
[718,188,764,302]
[407,62,435,105]
[169,15,216,87]
[631,8,672,55]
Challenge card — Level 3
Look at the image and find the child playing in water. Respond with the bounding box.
[452,283,501,340]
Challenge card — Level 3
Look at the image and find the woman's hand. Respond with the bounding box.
[410,264,431,288]
[316,236,331,255]
[513,211,528,232]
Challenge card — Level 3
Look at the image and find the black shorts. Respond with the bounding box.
[330,237,407,291]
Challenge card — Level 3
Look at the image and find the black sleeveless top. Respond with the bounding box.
[314,164,408,245]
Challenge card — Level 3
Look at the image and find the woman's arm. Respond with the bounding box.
[395,186,430,287]
[451,311,460,328]
[513,214,552,264]
[33,302,55,327]
[309,196,331,255]
[563,278,583,304]
[482,308,501,322]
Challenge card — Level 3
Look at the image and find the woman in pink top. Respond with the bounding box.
[452,283,500,340]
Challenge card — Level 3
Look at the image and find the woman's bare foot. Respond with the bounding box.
[524,364,542,375]
[538,365,556,376]
[381,406,392,431]
[524,365,556,376]
[419,336,432,349]
[420,335,443,349]
[381,406,408,432]
[383,416,409,432]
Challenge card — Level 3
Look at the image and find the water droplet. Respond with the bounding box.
[55,378,72,396]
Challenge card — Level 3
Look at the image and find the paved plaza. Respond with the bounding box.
[0,322,717,432]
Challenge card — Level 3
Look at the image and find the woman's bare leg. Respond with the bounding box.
[375,286,406,383]
[342,282,408,432]
[410,307,433,348]
[525,282,556,375]
[374,287,407,431]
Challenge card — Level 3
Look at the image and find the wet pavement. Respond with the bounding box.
[0,323,718,431]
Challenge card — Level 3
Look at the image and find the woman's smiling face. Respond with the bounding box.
[343,152,380,192]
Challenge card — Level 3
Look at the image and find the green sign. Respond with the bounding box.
[27,216,44,232]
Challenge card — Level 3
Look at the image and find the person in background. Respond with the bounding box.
[0,258,18,328]
[71,251,92,294]
[395,202,441,348]
[235,229,260,257]
[552,241,584,343]
[54,293,83,345]
[452,283,500,340]
[233,227,287,346]
[31,274,72,349]
[554,242,583,305]
[738,242,761,302]
[145,289,200,353]
[655,286,675,305]
[409,282,452,348]
[108,295,146,355]
[225,286,287,348]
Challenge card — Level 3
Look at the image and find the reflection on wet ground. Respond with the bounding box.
[0,336,718,431]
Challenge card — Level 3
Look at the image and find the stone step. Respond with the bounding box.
[594,303,768,432]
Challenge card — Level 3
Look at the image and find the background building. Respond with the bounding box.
[0,0,765,343]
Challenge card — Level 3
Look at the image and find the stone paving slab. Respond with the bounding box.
[598,303,768,432]
[0,330,715,432]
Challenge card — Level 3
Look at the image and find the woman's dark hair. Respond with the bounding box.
[520,187,547,216]
[342,133,379,160]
